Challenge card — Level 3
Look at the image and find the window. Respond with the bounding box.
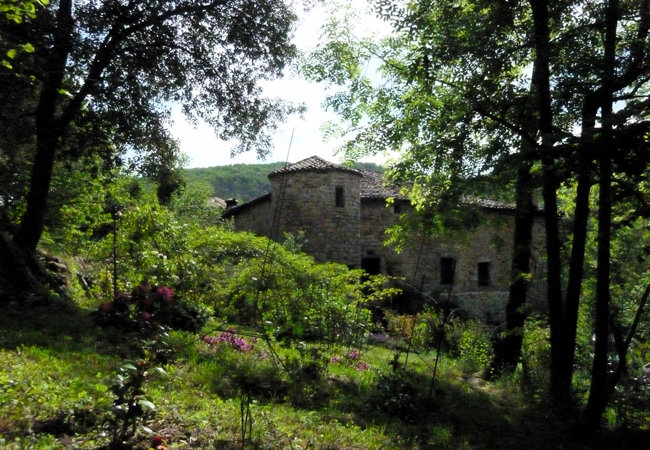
[478,262,490,287]
[393,202,401,214]
[335,186,345,207]
[440,257,455,285]
[361,256,381,275]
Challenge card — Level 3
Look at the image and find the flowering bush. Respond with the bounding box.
[201,329,255,352]
[94,283,209,332]
[329,349,370,371]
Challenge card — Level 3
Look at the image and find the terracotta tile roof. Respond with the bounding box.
[464,196,516,212]
[359,170,407,200]
[268,155,362,178]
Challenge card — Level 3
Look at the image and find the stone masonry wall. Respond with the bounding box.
[270,170,361,267]
[230,198,274,237]
[361,199,547,321]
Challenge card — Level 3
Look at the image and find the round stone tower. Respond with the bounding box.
[268,156,362,268]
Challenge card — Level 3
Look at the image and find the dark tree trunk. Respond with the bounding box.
[558,101,597,399]
[528,0,569,402]
[585,0,618,428]
[490,162,535,375]
[14,0,74,251]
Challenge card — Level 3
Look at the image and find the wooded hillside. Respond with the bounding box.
[183,161,383,202]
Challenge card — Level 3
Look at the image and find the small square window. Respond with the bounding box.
[335,186,345,207]
[478,262,490,287]
[440,257,455,285]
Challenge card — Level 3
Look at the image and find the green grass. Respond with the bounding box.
[0,298,648,449]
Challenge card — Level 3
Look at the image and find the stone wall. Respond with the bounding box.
[270,170,361,267]
[230,196,273,237]
[360,199,547,321]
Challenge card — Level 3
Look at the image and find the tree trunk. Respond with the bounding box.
[14,0,73,251]
[528,0,569,402]
[559,101,597,399]
[584,0,618,428]
[490,162,535,375]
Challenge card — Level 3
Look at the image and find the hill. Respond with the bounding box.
[183,161,383,202]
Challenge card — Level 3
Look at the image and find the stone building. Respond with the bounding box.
[222,156,545,321]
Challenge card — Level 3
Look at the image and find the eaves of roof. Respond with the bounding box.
[222,192,271,218]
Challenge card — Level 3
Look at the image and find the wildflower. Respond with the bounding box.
[356,361,370,371]
[201,329,252,352]
[330,355,341,363]
[345,350,361,360]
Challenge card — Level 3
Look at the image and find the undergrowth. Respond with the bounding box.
[0,298,647,449]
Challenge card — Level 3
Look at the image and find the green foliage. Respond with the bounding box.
[384,307,443,351]
[106,360,161,448]
[167,180,224,228]
[216,253,376,344]
[446,319,494,374]
[517,318,551,394]
[183,162,286,202]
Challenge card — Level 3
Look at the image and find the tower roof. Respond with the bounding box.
[268,156,362,178]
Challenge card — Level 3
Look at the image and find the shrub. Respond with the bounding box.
[93,283,209,333]
[446,319,493,374]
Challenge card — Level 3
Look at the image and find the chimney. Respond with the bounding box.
[225,198,238,209]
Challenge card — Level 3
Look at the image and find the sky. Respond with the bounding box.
[169,1,390,169]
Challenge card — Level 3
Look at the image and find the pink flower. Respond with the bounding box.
[202,329,253,352]
[156,286,174,303]
[330,356,341,363]
[356,361,370,371]
[345,350,361,360]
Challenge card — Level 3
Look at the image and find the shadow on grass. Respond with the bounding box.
[0,297,137,356]
[324,368,650,450]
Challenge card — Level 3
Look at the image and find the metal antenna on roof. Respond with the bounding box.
[269,128,294,241]
[252,128,295,371]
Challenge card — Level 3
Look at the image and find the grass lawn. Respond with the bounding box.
[0,297,647,449]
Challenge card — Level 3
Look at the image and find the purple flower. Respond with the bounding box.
[330,356,342,363]
[356,361,370,371]
[345,350,361,360]
[202,329,253,352]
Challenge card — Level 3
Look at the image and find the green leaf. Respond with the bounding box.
[57,88,74,98]
[6,49,17,59]
[22,43,35,53]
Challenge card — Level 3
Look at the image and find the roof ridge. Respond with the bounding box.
[268,155,361,177]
